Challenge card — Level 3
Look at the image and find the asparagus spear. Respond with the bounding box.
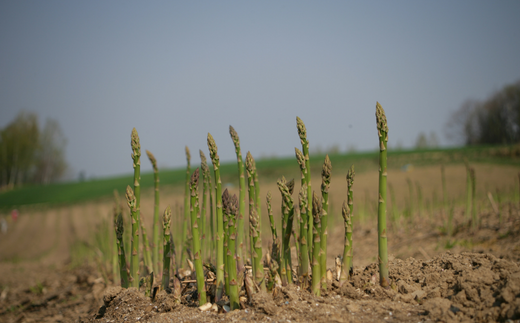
[320,155,331,291]
[146,150,161,278]
[190,168,207,305]
[140,215,153,275]
[125,185,140,288]
[339,201,352,286]
[464,159,472,222]
[376,102,390,288]
[162,206,172,291]
[296,117,313,257]
[346,165,355,274]
[277,178,295,285]
[266,191,281,279]
[229,126,246,271]
[112,190,122,286]
[311,192,321,296]
[130,128,141,287]
[207,133,225,301]
[199,150,209,262]
[181,146,191,271]
[223,190,240,310]
[470,167,477,229]
[246,152,266,291]
[115,206,129,288]
[298,185,309,289]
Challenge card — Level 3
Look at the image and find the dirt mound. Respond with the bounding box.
[0,263,105,323]
[76,252,520,323]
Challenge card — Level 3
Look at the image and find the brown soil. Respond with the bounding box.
[0,163,519,322]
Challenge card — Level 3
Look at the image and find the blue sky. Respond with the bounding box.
[1,1,519,179]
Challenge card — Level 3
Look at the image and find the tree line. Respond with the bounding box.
[0,112,68,189]
[446,79,520,146]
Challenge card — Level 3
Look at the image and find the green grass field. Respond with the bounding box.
[0,145,517,210]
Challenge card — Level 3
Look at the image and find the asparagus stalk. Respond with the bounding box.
[223,190,240,310]
[339,201,352,286]
[346,165,355,274]
[470,167,477,229]
[223,188,230,296]
[140,215,153,275]
[298,185,309,289]
[181,146,191,270]
[311,192,322,296]
[130,128,142,286]
[376,102,390,288]
[320,155,331,290]
[145,150,161,277]
[162,206,172,291]
[441,164,448,220]
[229,126,246,271]
[125,185,140,288]
[296,118,313,258]
[266,191,281,279]
[416,181,423,218]
[406,178,413,217]
[189,168,207,305]
[207,133,225,301]
[112,190,122,286]
[464,159,472,221]
[115,205,129,288]
[277,178,295,285]
[246,152,266,291]
[199,150,209,262]
[245,152,256,276]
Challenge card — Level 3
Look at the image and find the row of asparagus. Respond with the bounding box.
[112,102,391,309]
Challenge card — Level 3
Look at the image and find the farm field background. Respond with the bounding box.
[0,145,519,322]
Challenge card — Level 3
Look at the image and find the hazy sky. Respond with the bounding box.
[1,1,520,179]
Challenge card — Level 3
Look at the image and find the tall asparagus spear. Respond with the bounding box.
[146,150,161,278]
[246,152,266,291]
[245,152,256,275]
[223,190,240,310]
[346,165,355,274]
[199,150,210,262]
[130,128,141,287]
[181,147,191,270]
[207,133,225,301]
[229,126,246,271]
[339,201,352,286]
[189,169,207,305]
[298,185,309,289]
[376,102,390,288]
[311,192,322,296]
[162,206,172,291]
[320,155,331,290]
[296,118,313,257]
[277,178,295,285]
[125,185,140,288]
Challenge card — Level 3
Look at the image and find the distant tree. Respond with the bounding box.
[0,112,68,188]
[33,118,67,184]
[415,132,429,149]
[446,80,520,145]
[428,132,439,148]
[0,112,39,187]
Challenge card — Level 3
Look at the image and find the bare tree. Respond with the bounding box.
[445,80,520,146]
